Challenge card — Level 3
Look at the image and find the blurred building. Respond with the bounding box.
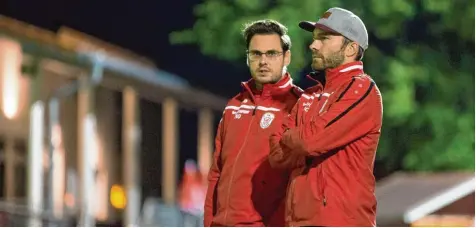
[376,172,475,227]
[0,14,226,226]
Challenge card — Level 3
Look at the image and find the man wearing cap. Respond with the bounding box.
[268,7,383,227]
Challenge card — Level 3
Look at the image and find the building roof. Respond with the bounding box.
[376,171,475,226]
[0,14,227,111]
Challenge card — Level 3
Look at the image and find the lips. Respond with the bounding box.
[312,52,322,59]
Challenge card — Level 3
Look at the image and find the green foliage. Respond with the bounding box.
[170,0,475,172]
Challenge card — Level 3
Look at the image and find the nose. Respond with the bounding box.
[309,40,321,51]
[259,55,268,65]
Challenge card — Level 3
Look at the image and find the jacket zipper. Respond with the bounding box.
[319,165,327,207]
[223,106,257,224]
[290,99,305,223]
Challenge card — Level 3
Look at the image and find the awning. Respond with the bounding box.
[376,172,475,226]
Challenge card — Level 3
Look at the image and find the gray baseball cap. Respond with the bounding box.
[299,7,369,50]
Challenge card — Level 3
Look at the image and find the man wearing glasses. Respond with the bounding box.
[204,19,302,227]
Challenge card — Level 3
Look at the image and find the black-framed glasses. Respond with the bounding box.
[246,50,284,61]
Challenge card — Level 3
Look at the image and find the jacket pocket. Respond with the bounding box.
[289,166,321,221]
[311,165,324,202]
[252,160,288,221]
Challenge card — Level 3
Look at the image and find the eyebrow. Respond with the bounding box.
[248,49,282,53]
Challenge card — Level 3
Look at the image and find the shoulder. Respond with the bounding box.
[299,84,321,100]
[227,92,247,106]
[349,74,373,89]
[283,85,304,110]
[334,74,378,102]
[282,85,304,104]
[344,74,376,92]
[358,74,381,95]
[220,94,242,115]
[353,74,381,99]
[291,85,304,97]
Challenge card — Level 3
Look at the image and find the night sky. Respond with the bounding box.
[0,0,252,97]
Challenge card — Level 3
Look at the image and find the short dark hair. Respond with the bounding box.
[342,37,364,60]
[242,19,291,52]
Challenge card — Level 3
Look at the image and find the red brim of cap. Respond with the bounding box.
[298,21,340,34]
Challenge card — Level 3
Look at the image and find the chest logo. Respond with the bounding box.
[303,102,312,112]
[260,112,275,129]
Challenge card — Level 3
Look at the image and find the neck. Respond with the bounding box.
[255,82,263,90]
[342,58,355,65]
[253,72,288,91]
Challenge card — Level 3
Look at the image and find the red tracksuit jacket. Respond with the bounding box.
[204,74,302,226]
[269,61,383,226]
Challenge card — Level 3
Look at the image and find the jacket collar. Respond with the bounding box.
[308,61,364,88]
[241,73,294,102]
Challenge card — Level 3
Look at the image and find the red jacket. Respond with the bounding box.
[204,74,302,226]
[269,61,383,226]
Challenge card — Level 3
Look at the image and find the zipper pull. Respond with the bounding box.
[323,197,327,206]
[253,107,257,115]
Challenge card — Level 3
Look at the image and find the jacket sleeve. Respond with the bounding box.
[204,113,225,226]
[269,102,305,169]
[281,78,382,156]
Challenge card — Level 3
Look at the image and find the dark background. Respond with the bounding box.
[0,0,241,201]
[0,0,251,97]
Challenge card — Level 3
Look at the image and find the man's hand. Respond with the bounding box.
[269,115,290,156]
[281,128,308,156]
[269,130,284,157]
[269,129,305,169]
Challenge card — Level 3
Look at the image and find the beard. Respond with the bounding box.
[311,49,345,71]
[250,64,285,86]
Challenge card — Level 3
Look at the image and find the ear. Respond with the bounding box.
[284,50,291,67]
[345,42,359,58]
[246,57,249,66]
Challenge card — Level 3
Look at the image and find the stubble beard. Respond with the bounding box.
[312,50,345,71]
